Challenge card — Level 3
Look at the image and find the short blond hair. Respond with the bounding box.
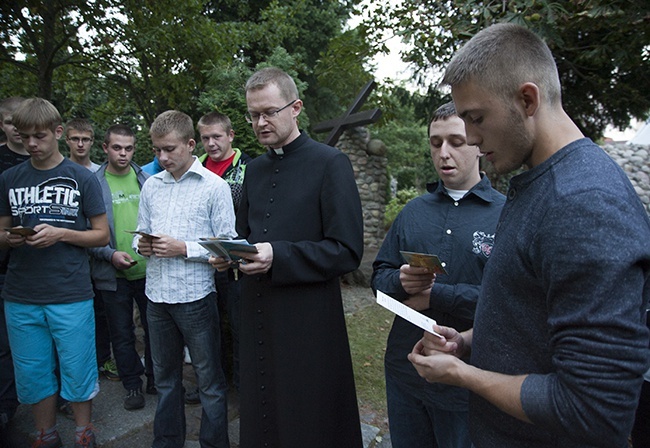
[245,67,299,103]
[197,111,232,134]
[12,98,62,132]
[150,110,194,141]
[65,118,94,138]
[443,23,561,106]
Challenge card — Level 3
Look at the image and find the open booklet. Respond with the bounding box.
[198,238,258,262]
[400,250,448,275]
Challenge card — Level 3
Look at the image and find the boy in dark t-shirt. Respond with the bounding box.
[0,98,109,448]
[0,96,29,445]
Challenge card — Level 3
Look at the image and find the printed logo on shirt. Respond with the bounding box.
[472,231,495,258]
[8,176,81,224]
[111,190,140,206]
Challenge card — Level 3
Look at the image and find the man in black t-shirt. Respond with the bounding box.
[0,96,28,447]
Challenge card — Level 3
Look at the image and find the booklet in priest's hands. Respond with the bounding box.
[198,237,258,262]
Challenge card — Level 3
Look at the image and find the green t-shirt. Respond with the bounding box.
[105,169,147,280]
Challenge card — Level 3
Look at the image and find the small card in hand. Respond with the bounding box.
[125,230,160,239]
[400,250,447,275]
[4,227,37,236]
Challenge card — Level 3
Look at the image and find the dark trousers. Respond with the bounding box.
[385,370,471,448]
[0,275,19,422]
[215,269,240,390]
[633,379,650,448]
[99,278,153,391]
[94,285,112,366]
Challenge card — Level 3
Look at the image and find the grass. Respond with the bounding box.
[346,302,394,424]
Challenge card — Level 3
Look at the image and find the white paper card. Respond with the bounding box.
[376,290,444,338]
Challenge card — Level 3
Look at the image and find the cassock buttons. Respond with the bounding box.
[259,356,265,361]
[263,229,268,233]
[272,183,276,188]
[269,198,274,203]
[446,229,452,235]
[258,340,264,345]
[260,385,266,390]
[266,213,270,218]
[454,202,459,206]
[274,169,279,173]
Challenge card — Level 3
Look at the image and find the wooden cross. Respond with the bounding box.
[312,80,382,147]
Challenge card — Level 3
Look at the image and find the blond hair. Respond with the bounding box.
[150,110,195,142]
[443,23,561,106]
[12,98,62,132]
[245,67,299,102]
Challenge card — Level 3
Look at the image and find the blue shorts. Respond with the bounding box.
[4,299,100,404]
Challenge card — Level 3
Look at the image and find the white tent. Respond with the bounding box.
[630,120,650,145]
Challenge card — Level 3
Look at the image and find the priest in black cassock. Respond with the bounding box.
[210,67,364,447]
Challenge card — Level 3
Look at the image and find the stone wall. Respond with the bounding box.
[603,143,650,215]
[336,127,388,249]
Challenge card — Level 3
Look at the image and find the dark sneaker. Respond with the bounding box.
[99,359,120,381]
[146,377,157,395]
[184,386,200,405]
[74,425,96,448]
[32,430,63,448]
[124,388,145,410]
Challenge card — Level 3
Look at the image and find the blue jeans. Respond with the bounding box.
[100,278,152,391]
[386,370,471,448]
[147,294,229,448]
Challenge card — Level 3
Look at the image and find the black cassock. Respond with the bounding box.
[236,131,364,448]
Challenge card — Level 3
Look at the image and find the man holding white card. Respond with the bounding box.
[372,101,505,448]
[409,24,650,448]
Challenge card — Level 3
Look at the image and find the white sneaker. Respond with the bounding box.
[183,346,192,364]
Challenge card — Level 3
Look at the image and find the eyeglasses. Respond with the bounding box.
[245,100,297,124]
[68,137,93,144]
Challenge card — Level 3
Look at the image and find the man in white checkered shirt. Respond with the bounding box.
[133,110,235,448]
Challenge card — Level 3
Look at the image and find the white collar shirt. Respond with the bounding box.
[134,156,236,303]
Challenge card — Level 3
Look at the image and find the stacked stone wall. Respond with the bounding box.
[336,127,388,249]
[603,143,650,215]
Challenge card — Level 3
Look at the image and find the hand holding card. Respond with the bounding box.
[400,250,448,275]
[5,227,37,236]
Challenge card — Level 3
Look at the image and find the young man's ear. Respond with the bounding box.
[519,82,541,117]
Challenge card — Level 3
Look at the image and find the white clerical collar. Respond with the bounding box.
[272,147,284,155]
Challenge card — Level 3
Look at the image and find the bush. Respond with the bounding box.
[383,187,420,229]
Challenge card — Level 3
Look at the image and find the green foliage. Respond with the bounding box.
[345,299,392,413]
[0,0,113,100]
[361,0,650,139]
[370,84,441,193]
[0,0,370,158]
[383,187,420,229]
